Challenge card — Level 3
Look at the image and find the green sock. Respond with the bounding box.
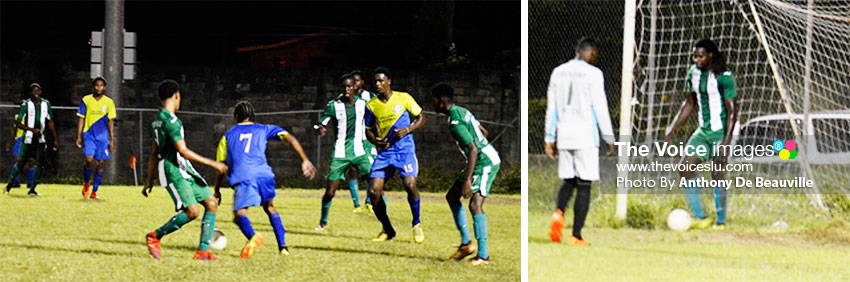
[198,212,216,251]
[349,180,360,207]
[321,199,332,224]
[155,212,190,239]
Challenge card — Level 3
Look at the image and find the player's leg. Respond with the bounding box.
[320,158,350,228]
[682,129,712,228]
[27,143,46,195]
[711,140,729,229]
[446,178,475,260]
[354,155,374,214]
[469,163,497,264]
[6,158,27,193]
[9,138,21,187]
[89,160,104,199]
[369,153,395,240]
[231,180,263,258]
[193,181,218,260]
[550,149,576,242]
[570,178,591,244]
[146,178,201,259]
[82,135,96,197]
[346,167,361,209]
[567,149,596,246]
[397,152,423,242]
[258,177,288,255]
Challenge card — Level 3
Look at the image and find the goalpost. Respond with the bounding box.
[617,0,850,219]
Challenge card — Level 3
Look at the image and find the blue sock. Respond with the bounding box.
[83,167,92,183]
[349,180,360,207]
[93,171,102,192]
[714,186,728,225]
[684,177,705,219]
[473,214,488,259]
[8,164,19,185]
[269,212,287,247]
[235,215,255,240]
[26,168,33,183]
[29,167,41,192]
[408,197,421,226]
[12,164,20,183]
[450,202,471,245]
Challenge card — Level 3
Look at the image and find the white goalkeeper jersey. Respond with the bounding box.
[544,59,615,149]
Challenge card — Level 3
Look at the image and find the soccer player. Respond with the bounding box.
[431,84,500,265]
[544,38,615,246]
[6,113,34,189]
[665,38,738,230]
[75,77,116,199]
[142,80,227,260]
[344,69,377,211]
[313,74,376,230]
[364,67,427,242]
[351,69,375,101]
[213,101,316,258]
[6,83,58,196]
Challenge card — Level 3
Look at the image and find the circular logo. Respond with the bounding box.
[779,149,790,160]
[784,140,796,151]
[101,105,108,113]
[773,140,784,151]
[392,105,403,114]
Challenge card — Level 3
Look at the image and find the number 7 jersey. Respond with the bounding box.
[216,122,289,186]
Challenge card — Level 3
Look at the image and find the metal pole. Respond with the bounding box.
[644,0,658,147]
[139,110,143,184]
[104,0,124,182]
[803,0,813,137]
[616,0,637,220]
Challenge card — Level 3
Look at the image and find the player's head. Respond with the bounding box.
[157,79,181,107]
[693,38,727,73]
[350,69,365,90]
[575,37,599,64]
[234,101,255,123]
[341,73,356,98]
[372,67,392,95]
[430,83,454,114]
[29,82,42,99]
[92,77,107,96]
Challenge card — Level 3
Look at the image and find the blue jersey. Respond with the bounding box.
[216,122,288,186]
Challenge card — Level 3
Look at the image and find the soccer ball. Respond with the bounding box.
[210,229,227,250]
[667,209,692,231]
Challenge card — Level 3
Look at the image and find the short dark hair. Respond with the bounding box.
[350,69,364,78]
[157,80,180,101]
[340,73,353,83]
[92,77,107,87]
[576,37,599,53]
[234,101,255,122]
[431,83,454,100]
[372,67,392,80]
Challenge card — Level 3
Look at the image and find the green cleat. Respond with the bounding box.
[412,223,425,243]
[711,224,727,231]
[691,217,714,229]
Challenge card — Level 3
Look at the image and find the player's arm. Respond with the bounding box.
[213,136,228,204]
[364,107,388,148]
[142,142,158,197]
[590,71,615,156]
[47,119,58,150]
[173,140,228,174]
[478,124,489,139]
[543,70,558,160]
[281,133,317,180]
[462,141,479,199]
[665,92,696,143]
[720,73,739,155]
[394,111,426,138]
[75,116,85,148]
[314,102,334,136]
[107,101,116,152]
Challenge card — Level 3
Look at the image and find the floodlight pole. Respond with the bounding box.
[616,0,637,220]
[104,0,124,181]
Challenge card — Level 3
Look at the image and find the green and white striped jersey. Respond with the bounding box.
[319,96,375,159]
[151,108,207,186]
[685,65,738,132]
[17,98,53,144]
[448,105,500,167]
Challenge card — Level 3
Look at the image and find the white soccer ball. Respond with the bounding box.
[667,209,692,232]
[210,229,227,250]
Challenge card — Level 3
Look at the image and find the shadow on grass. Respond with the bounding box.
[0,242,139,258]
[296,244,446,262]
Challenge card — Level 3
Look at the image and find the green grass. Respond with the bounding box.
[0,185,519,281]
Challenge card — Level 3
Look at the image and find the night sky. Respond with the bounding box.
[1,1,519,68]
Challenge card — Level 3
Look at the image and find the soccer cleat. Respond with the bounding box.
[549,209,565,242]
[449,242,477,261]
[193,250,216,260]
[566,235,589,246]
[314,222,328,232]
[89,191,100,200]
[691,217,714,229]
[412,223,425,243]
[146,232,161,259]
[279,245,290,256]
[363,203,374,214]
[27,190,39,196]
[240,234,264,259]
[470,256,490,266]
[10,181,20,188]
[371,230,396,242]
[81,182,90,197]
[5,183,13,194]
[711,224,727,231]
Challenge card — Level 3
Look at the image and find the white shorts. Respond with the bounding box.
[558,148,599,181]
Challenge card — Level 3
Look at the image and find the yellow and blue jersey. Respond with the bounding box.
[77,94,116,142]
[216,122,289,186]
[13,114,23,140]
[364,91,422,152]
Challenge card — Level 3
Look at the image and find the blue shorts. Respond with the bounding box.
[370,150,418,179]
[12,138,21,157]
[84,135,111,160]
[233,177,276,211]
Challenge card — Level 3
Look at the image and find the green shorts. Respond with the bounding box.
[327,154,374,181]
[164,176,212,211]
[686,128,726,161]
[17,142,45,162]
[455,163,500,197]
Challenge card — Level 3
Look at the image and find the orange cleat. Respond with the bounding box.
[193,250,216,260]
[82,182,90,198]
[549,210,565,242]
[89,191,100,200]
[566,235,589,246]
[146,232,161,259]
[240,234,264,259]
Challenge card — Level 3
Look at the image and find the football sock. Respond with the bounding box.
[473,214,488,259]
[8,164,19,186]
[450,201,471,245]
[408,197,421,226]
[684,177,706,219]
[29,167,41,192]
[12,164,20,183]
[92,171,102,192]
[83,167,92,183]
[198,212,216,251]
[556,178,576,212]
[365,188,372,205]
[155,212,190,239]
[26,168,33,183]
[269,212,287,247]
[320,199,332,224]
[573,180,591,240]
[235,215,255,240]
[714,186,728,225]
[349,180,360,207]
[372,195,394,233]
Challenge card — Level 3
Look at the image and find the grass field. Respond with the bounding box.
[0,185,520,281]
